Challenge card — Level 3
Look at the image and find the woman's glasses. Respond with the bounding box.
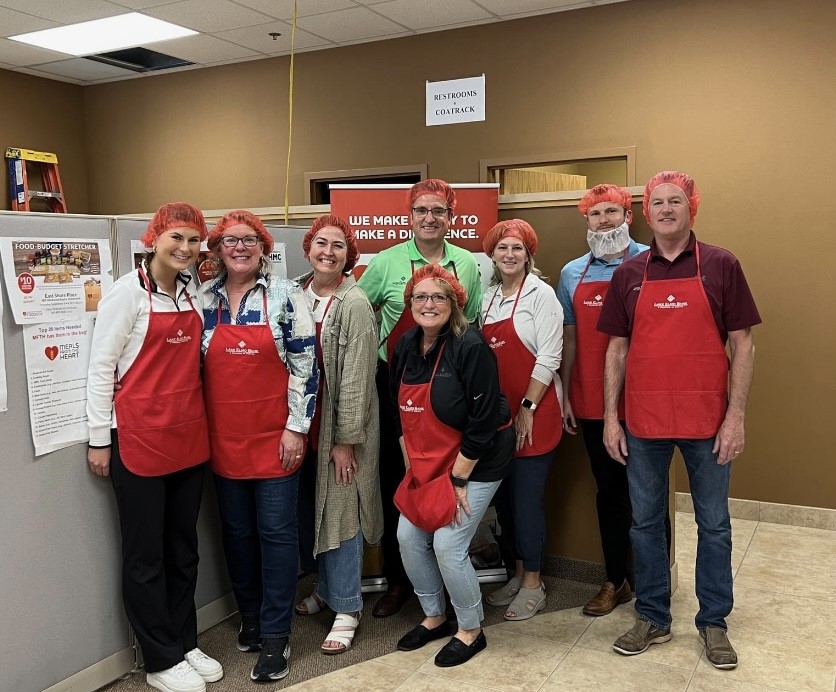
[411,293,450,305]
[220,235,260,248]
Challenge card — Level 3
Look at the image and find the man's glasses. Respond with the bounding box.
[411,293,450,305]
[411,206,449,218]
[220,235,260,248]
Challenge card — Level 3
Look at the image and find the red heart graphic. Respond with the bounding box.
[44,346,59,361]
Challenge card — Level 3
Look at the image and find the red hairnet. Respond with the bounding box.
[482,219,539,257]
[578,184,633,218]
[303,214,360,272]
[643,171,701,223]
[141,202,207,247]
[404,264,467,309]
[407,179,457,213]
[207,210,274,254]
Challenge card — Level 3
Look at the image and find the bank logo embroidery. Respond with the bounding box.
[488,335,506,349]
[167,329,192,344]
[400,398,425,413]
[583,294,604,307]
[653,294,689,309]
[225,339,260,356]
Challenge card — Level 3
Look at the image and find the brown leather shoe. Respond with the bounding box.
[583,579,632,616]
[372,585,413,618]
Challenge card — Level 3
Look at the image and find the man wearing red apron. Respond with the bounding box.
[557,184,670,617]
[357,180,482,617]
[598,172,761,669]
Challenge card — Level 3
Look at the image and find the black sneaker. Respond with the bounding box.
[237,613,261,652]
[250,637,290,682]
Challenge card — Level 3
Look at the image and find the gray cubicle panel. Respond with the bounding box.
[0,212,130,692]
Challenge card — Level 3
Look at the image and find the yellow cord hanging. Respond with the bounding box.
[283,0,298,225]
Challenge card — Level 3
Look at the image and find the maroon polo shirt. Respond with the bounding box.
[597,232,761,343]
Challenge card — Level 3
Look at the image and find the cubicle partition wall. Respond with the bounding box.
[0,213,313,692]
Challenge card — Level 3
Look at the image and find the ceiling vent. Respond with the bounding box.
[85,47,192,73]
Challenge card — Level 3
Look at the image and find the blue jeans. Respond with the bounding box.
[316,530,364,613]
[625,432,732,630]
[493,451,555,572]
[397,479,501,631]
[213,472,299,639]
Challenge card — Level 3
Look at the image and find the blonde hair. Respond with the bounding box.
[416,278,468,337]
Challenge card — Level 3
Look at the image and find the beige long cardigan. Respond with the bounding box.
[297,272,383,556]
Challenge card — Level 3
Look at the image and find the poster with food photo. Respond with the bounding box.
[0,238,113,325]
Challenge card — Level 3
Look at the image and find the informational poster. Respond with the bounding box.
[426,75,486,127]
[22,318,94,456]
[0,282,7,412]
[329,183,499,285]
[0,238,113,325]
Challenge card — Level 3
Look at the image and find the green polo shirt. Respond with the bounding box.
[357,238,482,361]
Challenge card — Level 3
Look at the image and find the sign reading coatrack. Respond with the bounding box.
[426,75,485,127]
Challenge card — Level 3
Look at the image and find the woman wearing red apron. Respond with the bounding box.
[292,215,382,656]
[390,265,514,668]
[87,203,222,692]
[479,220,564,622]
[199,211,318,684]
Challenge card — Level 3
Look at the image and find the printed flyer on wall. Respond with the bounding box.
[0,237,113,325]
[23,319,94,456]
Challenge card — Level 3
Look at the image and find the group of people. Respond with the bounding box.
[86,170,759,692]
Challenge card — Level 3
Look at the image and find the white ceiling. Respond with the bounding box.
[0,0,630,86]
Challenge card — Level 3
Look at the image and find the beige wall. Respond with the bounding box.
[3,0,834,563]
[0,70,88,212]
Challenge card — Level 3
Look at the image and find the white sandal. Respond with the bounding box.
[486,577,521,606]
[295,592,327,616]
[321,612,361,655]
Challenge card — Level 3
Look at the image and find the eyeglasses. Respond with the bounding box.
[220,235,261,248]
[411,206,449,218]
[411,293,450,305]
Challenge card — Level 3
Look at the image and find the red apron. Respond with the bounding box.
[383,260,458,364]
[394,343,460,532]
[481,282,562,457]
[570,255,625,420]
[113,267,209,477]
[626,244,729,438]
[306,279,338,451]
[203,290,293,478]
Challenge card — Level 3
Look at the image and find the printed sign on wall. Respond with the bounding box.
[426,75,486,126]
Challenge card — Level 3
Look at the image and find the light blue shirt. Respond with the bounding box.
[556,239,648,325]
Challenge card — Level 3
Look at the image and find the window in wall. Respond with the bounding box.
[480,147,635,198]
[305,165,428,205]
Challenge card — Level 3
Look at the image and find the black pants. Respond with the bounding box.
[579,419,672,586]
[109,430,205,673]
[375,360,411,588]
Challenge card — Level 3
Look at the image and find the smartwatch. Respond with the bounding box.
[450,474,469,487]
[521,398,538,411]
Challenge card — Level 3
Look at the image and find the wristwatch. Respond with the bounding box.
[450,474,469,487]
[521,398,538,411]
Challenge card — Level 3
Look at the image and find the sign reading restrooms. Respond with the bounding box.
[329,183,499,255]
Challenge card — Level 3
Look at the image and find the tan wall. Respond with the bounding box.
[6,0,833,563]
[0,70,88,213]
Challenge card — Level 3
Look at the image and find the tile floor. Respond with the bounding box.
[285,512,836,691]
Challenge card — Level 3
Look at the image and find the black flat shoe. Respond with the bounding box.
[434,631,487,667]
[397,621,454,652]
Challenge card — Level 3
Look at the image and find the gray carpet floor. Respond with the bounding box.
[100,574,599,691]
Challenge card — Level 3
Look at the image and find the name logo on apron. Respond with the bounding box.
[400,398,425,414]
[487,335,506,349]
[166,329,192,345]
[582,294,604,307]
[224,339,261,356]
[653,294,689,310]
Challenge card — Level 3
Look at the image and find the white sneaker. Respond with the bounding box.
[146,660,206,692]
[184,648,224,682]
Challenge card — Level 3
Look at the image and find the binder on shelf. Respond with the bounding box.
[5,147,67,213]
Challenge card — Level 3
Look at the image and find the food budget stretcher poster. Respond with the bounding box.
[23,318,94,456]
[0,238,113,325]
